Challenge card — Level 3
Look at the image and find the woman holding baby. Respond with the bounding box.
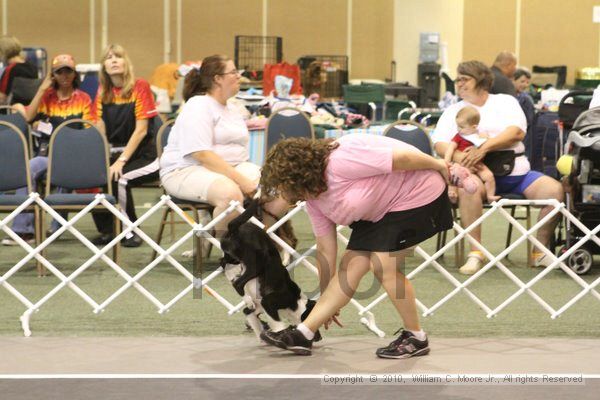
[432,60,564,275]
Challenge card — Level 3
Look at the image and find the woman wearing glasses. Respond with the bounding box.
[160,55,286,237]
[432,61,563,275]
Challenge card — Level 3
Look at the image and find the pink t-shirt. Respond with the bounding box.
[306,134,446,237]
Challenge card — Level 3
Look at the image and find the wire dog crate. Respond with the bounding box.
[298,55,348,99]
[234,36,282,81]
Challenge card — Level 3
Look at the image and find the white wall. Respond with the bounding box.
[393,0,464,84]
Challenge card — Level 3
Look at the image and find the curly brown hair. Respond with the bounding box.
[260,138,339,203]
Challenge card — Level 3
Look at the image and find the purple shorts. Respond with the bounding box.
[495,170,545,195]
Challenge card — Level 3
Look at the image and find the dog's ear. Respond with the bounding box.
[227,198,260,233]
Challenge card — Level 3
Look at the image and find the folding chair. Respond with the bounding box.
[0,106,33,157]
[152,119,214,273]
[342,83,386,122]
[42,119,120,262]
[265,107,315,158]
[0,120,42,275]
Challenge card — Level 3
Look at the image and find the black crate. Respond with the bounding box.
[234,36,282,80]
[298,55,348,99]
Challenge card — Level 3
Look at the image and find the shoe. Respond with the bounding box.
[121,234,142,248]
[91,233,114,246]
[531,251,556,268]
[1,233,35,246]
[459,251,484,275]
[376,329,430,359]
[260,326,296,349]
[279,327,314,356]
[450,164,478,194]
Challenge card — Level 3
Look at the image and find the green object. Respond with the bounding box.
[575,79,600,89]
[342,84,385,104]
[385,99,412,121]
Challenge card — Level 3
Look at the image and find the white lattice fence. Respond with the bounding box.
[2,195,599,338]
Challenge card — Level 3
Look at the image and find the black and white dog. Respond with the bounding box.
[220,200,320,342]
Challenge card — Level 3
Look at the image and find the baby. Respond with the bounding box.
[445,106,500,203]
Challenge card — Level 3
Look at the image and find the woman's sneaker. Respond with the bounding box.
[1,233,35,246]
[375,329,430,359]
[260,326,296,349]
[261,326,322,349]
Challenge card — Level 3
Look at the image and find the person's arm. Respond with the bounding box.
[462,125,525,168]
[24,72,53,122]
[392,148,450,183]
[444,141,458,164]
[191,150,257,196]
[315,228,338,294]
[109,118,148,181]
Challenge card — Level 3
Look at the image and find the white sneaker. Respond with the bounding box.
[532,252,557,268]
[1,233,35,246]
[459,252,484,275]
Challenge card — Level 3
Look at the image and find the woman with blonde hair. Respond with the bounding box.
[91,44,159,247]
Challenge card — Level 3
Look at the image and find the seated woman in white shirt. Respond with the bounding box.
[159,54,287,237]
[432,61,564,275]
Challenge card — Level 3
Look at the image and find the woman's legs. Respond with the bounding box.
[457,179,486,273]
[301,249,420,332]
[205,177,245,238]
[301,250,372,332]
[370,249,420,331]
[523,175,564,249]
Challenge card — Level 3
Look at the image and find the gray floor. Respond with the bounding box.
[1,336,599,399]
[2,335,599,374]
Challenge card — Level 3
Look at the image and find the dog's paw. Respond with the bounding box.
[181,249,195,258]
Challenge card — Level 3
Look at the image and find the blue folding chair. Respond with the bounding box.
[43,119,120,262]
[265,107,314,159]
[0,120,42,274]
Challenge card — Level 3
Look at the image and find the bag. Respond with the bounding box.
[262,62,303,96]
[483,150,520,176]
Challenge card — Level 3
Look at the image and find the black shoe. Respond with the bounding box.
[375,329,430,359]
[121,234,142,248]
[280,327,313,355]
[92,233,114,246]
[260,326,296,349]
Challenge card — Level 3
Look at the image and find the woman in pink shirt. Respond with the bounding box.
[259,133,452,358]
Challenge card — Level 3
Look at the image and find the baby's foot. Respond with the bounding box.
[487,195,501,203]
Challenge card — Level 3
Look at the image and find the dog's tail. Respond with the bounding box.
[227,198,260,233]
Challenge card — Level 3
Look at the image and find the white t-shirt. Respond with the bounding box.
[432,94,530,176]
[160,95,249,177]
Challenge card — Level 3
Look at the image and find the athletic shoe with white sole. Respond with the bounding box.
[459,251,484,275]
[375,329,430,359]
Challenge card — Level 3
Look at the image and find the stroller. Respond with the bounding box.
[558,107,600,274]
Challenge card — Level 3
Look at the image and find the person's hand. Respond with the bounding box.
[324,310,343,330]
[239,178,258,197]
[109,159,126,181]
[39,71,54,92]
[462,147,487,169]
[435,158,451,184]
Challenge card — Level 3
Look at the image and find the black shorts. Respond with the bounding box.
[346,191,453,252]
